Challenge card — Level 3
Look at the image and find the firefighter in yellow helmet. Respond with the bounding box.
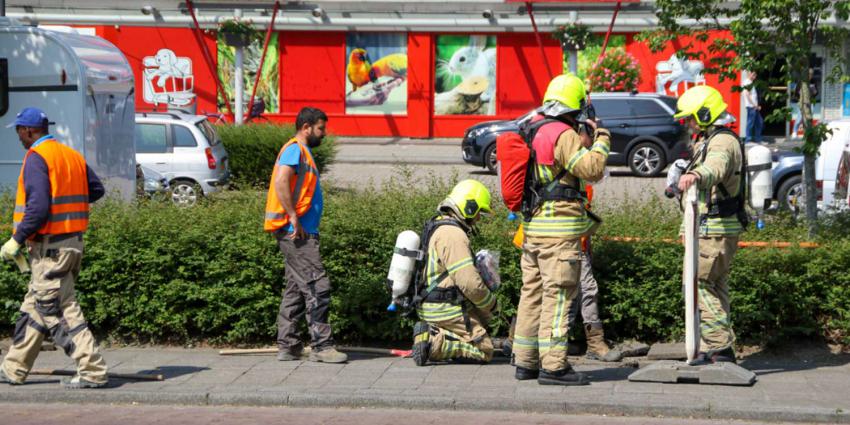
[512,74,611,385]
[412,179,499,365]
[674,85,744,364]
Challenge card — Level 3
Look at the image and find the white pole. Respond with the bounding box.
[234,8,244,125]
[683,185,701,364]
[568,50,578,74]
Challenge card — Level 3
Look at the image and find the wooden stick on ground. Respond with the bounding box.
[219,346,412,358]
[30,368,164,381]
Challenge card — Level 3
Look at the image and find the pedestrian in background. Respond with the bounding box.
[742,70,764,144]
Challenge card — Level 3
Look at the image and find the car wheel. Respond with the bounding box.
[483,143,498,174]
[628,142,666,177]
[777,174,804,212]
[171,179,202,207]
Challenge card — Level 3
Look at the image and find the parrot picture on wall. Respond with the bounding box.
[369,53,408,83]
[347,48,373,93]
[345,33,408,113]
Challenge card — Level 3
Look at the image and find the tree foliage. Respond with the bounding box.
[639,0,850,235]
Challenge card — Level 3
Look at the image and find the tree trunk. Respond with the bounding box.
[799,76,818,237]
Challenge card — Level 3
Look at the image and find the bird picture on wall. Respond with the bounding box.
[345,33,408,115]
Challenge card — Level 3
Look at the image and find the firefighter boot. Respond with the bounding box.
[538,365,589,386]
[515,366,539,380]
[412,321,431,366]
[707,346,737,364]
[585,324,622,362]
[309,347,348,363]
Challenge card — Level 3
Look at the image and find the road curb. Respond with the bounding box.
[2,389,848,423]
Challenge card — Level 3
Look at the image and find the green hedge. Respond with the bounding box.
[216,123,338,188]
[0,180,848,348]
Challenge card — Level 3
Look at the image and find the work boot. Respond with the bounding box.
[0,368,22,385]
[514,366,539,381]
[500,338,512,358]
[277,346,303,361]
[62,375,108,389]
[706,347,737,364]
[412,321,431,367]
[309,347,348,364]
[584,324,622,362]
[538,365,589,386]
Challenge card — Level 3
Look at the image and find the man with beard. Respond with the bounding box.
[264,107,347,364]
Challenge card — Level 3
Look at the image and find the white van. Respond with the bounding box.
[0,18,135,200]
[816,119,850,209]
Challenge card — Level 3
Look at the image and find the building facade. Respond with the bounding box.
[6,1,847,138]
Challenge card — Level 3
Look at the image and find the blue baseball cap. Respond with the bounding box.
[6,107,51,128]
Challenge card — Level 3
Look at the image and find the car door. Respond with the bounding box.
[172,123,204,175]
[592,98,634,163]
[134,122,172,177]
[628,99,676,144]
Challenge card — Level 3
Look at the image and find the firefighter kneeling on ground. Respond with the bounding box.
[412,180,498,366]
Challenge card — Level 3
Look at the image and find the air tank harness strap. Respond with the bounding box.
[423,287,473,333]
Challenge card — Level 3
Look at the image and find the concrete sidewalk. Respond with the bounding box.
[335,138,464,165]
[0,344,848,423]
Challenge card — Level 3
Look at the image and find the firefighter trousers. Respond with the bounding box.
[514,238,581,372]
[427,307,493,363]
[698,236,739,352]
[1,234,107,384]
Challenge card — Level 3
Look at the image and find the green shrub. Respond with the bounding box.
[0,177,848,349]
[217,123,337,188]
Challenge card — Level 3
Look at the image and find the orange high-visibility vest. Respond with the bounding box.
[264,139,319,232]
[13,139,90,236]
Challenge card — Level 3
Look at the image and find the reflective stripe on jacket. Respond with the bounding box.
[524,127,610,239]
[416,220,495,323]
[264,139,319,232]
[13,139,89,236]
[684,128,745,237]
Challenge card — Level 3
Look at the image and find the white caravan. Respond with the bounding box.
[0,18,135,200]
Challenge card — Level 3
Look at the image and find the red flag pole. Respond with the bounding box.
[186,0,233,115]
[526,2,554,80]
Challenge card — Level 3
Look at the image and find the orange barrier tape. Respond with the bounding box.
[601,236,820,249]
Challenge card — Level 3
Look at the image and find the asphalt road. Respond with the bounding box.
[0,403,822,425]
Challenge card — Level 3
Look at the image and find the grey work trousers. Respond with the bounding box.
[567,252,602,328]
[276,235,334,352]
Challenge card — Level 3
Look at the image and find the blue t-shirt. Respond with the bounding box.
[278,143,323,235]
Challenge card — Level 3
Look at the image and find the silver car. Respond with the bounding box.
[135,112,230,206]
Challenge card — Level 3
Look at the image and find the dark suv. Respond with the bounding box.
[461,92,690,177]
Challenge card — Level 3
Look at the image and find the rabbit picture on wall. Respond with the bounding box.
[436,35,497,115]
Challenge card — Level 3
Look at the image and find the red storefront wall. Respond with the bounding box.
[90,27,739,137]
[625,30,741,129]
[96,26,219,117]
[278,31,562,138]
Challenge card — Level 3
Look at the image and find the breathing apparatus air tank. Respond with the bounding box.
[747,144,773,211]
[747,144,773,229]
[386,230,421,312]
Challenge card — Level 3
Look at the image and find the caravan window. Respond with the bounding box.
[0,59,8,117]
[135,124,169,153]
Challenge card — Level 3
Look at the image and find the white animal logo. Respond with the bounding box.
[142,48,195,107]
[655,54,705,96]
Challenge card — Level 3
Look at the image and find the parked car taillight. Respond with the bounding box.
[205,147,216,169]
